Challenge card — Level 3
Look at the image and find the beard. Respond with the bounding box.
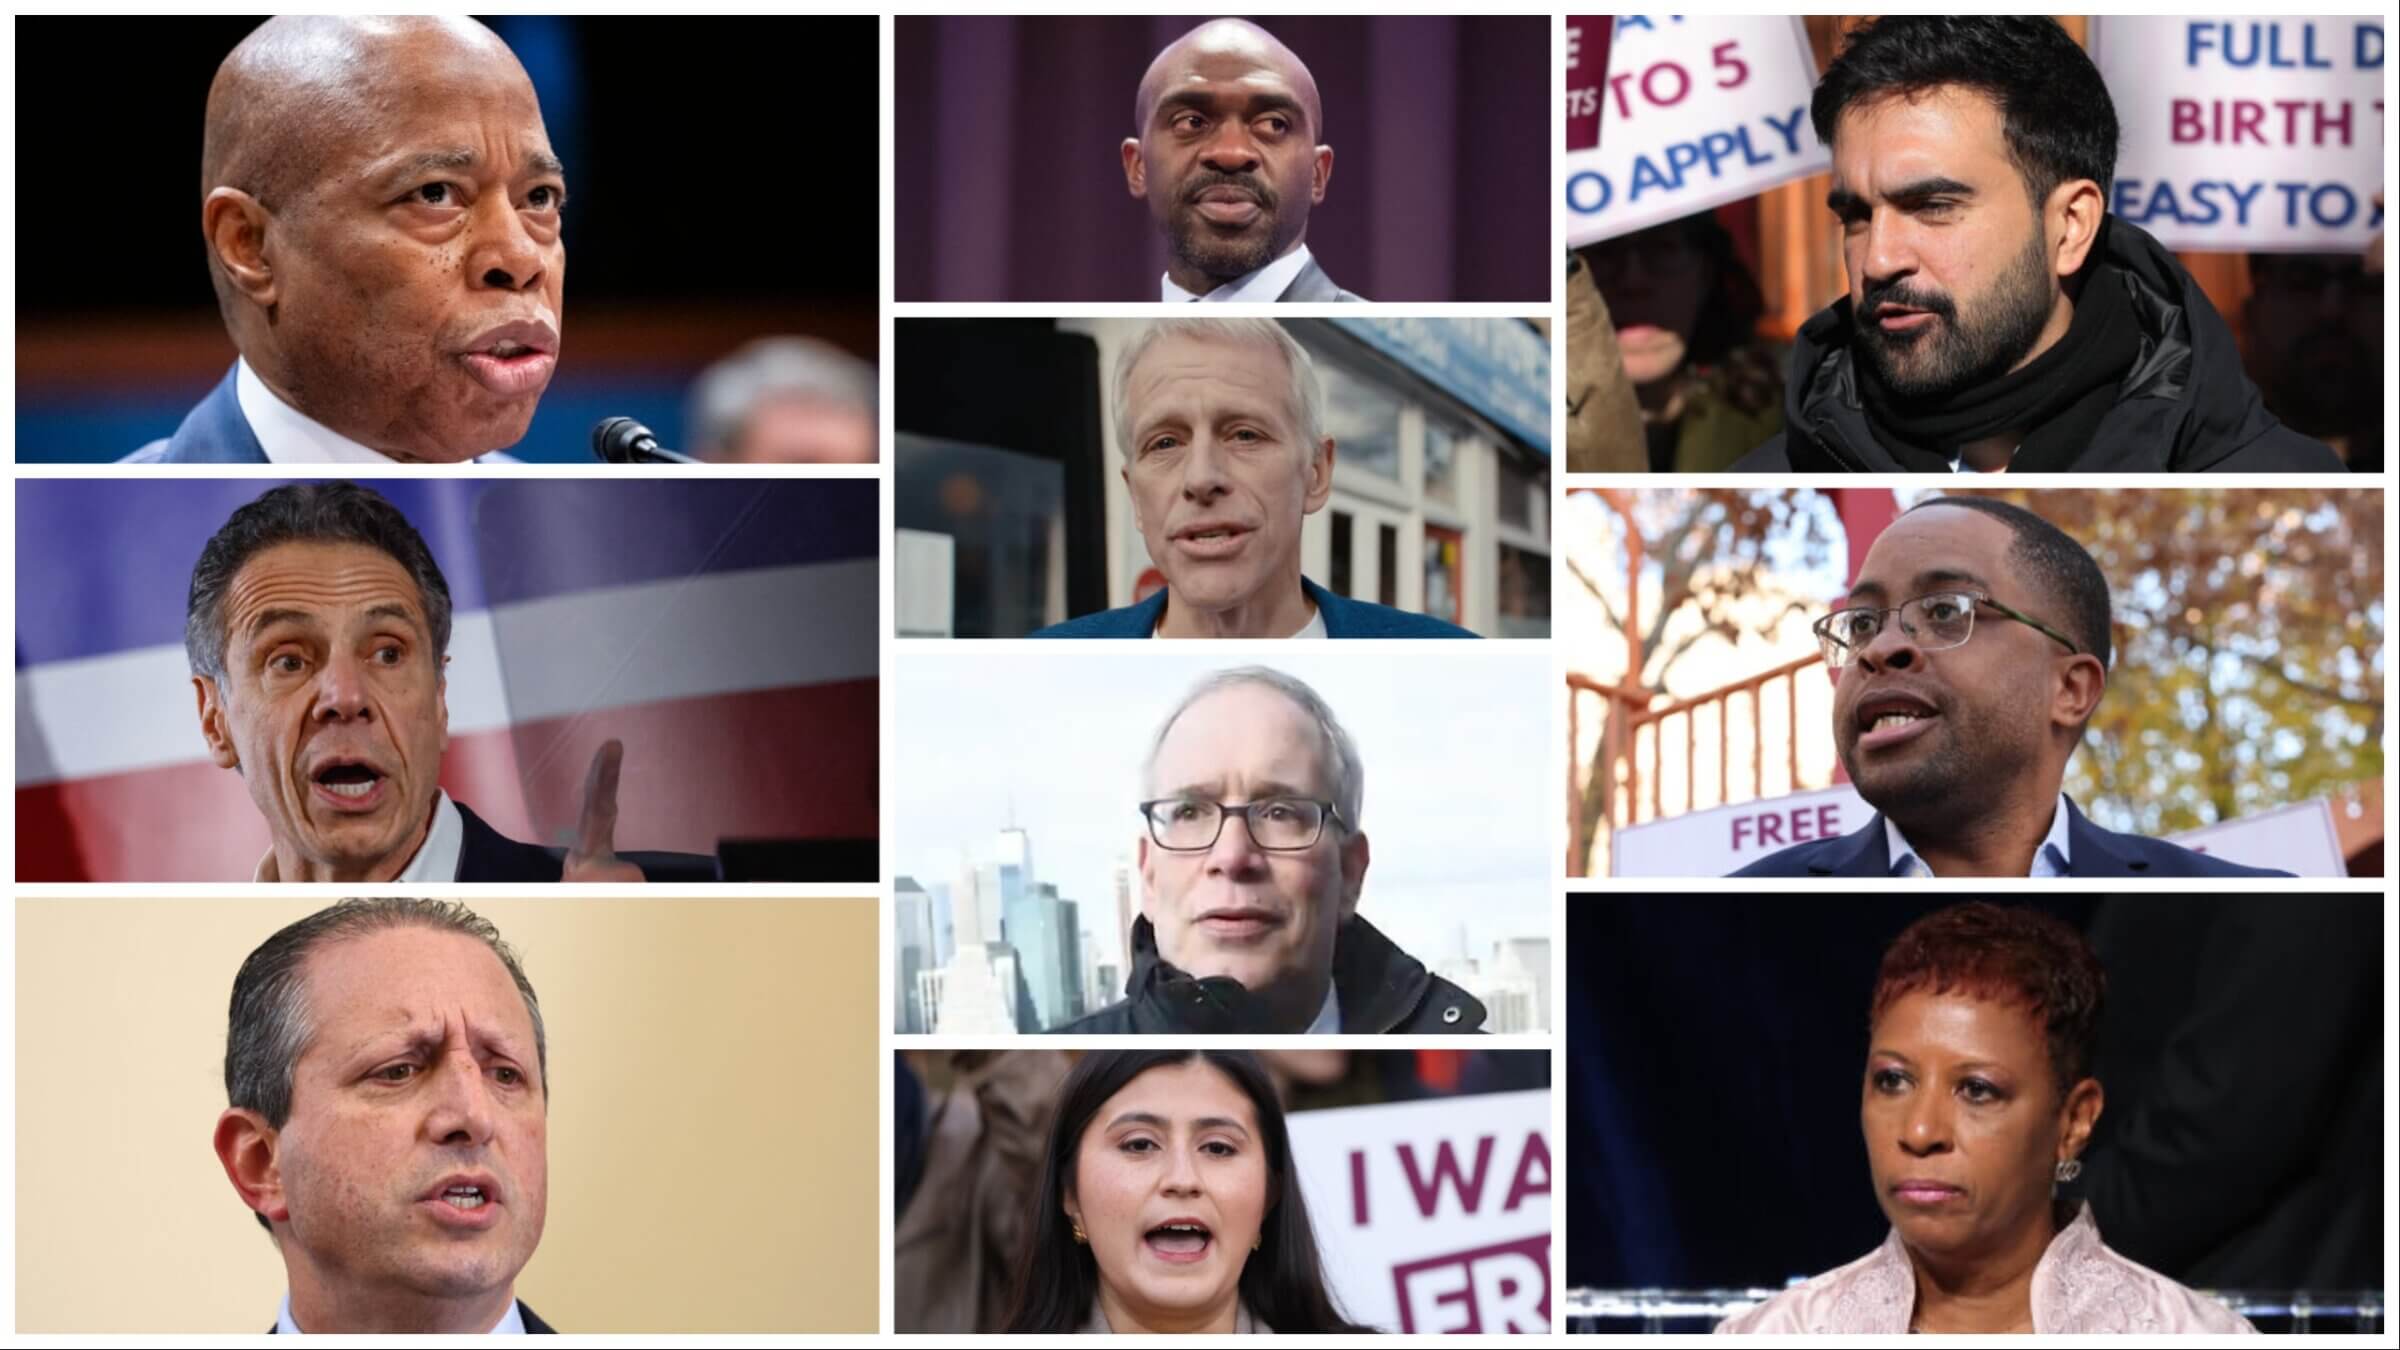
[1856,228,2057,401]
[1837,688,2045,843]
[1167,170,1285,283]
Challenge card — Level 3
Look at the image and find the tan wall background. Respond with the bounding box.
[17,897,880,1333]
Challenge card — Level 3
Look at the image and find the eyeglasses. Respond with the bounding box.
[1812,591,2079,670]
[1139,797,1343,852]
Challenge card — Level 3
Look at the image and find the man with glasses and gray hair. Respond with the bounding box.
[1734,496,2287,878]
[1031,317,1474,638]
[1053,665,1486,1032]
[212,898,556,1332]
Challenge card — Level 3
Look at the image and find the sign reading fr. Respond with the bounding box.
[1287,1090,1552,1333]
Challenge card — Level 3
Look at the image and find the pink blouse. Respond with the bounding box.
[1717,1204,2257,1334]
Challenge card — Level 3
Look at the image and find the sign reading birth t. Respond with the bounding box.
[1560,15,1829,247]
[2095,16,2385,252]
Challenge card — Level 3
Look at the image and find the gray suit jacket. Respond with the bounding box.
[1278,256,1365,302]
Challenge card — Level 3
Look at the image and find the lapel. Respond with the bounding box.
[1277,255,1338,301]
[2061,797,2145,876]
[1812,815,1895,876]
[160,365,268,463]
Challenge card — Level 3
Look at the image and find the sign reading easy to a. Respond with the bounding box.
[2096,17,2386,251]
[1561,15,1829,247]
[1288,1090,1551,1334]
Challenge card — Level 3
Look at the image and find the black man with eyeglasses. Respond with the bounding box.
[1052,665,1487,1033]
[1735,497,2290,878]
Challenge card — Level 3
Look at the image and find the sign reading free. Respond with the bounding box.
[2096,17,2386,251]
[1613,785,2351,877]
[1562,15,1829,247]
[1286,1090,1551,1334]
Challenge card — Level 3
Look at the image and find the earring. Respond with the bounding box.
[1252,1234,1262,1252]
[2054,1158,2082,1183]
[1071,1220,1088,1245]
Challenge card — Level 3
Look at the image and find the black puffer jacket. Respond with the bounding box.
[1052,915,1486,1034]
[1736,216,2342,472]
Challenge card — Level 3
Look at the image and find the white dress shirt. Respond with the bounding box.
[1148,604,1326,639]
[237,357,513,464]
[1161,244,1317,303]
[1885,793,2073,878]
[275,1292,525,1334]
[253,791,466,883]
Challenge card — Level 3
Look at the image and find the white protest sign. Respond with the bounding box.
[1286,1089,1551,1334]
[1613,783,1870,876]
[1561,15,1829,247]
[2096,16,2386,251]
[2166,796,2348,876]
[1614,784,2351,877]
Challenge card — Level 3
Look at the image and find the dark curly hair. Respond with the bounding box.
[1813,16,2119,207]
[1869,903,2106,1096]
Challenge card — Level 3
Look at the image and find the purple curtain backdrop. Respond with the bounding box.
[895,15,1550,302]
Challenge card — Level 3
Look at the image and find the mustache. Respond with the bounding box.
[1859,275,1957,323]
[1180,170,1278,211]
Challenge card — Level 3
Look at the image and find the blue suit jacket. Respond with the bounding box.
[1728,797,2293,878]
[123,365,267,463]
[1031,577,1477,638]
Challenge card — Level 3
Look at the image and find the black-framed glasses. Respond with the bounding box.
[1139,797,1343,852]
[1812,591,2079,670]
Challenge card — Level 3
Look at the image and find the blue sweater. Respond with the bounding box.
[1031,577,1477,638]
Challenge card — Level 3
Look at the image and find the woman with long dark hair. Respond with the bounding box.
[1004,1050,1371,1334]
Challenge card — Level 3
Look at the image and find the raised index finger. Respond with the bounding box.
[570,738,625,863]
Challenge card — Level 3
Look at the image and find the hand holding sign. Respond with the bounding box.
[563,739,647,883]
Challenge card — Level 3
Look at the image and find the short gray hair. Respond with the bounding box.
[1112,318,1326,460]
[1144,666,1363,829]
[225,899,546,1230]
[686,336,877,459]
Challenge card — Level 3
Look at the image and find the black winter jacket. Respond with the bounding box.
[1735,216,2342,472]
[1052,915,1486,1034]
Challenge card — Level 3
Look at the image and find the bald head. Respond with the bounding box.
[1134,19,1323,141]
[204,17,535,214]
[196,15,567,462]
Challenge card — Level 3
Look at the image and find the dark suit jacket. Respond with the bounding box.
[1030,576,1474,638]
[270,1299,556,1333]
[124,365,267,463]
[1278,255,1365,302]
[1728,797,2292,878]
[2082,897,2382,1290]
[456,800,718,882]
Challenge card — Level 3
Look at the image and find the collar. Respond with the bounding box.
[254,792,464,883]
[1161,243,1315,303]
[276,1291,525,1334]
[1886,793,2072,878]
[1861,1203,2109,1334]
[237,357,404,464]
[236,357,515,464]
[1148,587,1324,639]
[1305,982,1342,1033]
[1082,1296,1266,1334]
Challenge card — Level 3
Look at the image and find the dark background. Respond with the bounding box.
[894,15,1550,302]
[1567,894,2384,1303]
[15,17,878,459]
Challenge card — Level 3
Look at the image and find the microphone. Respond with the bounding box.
[592,417,701,464]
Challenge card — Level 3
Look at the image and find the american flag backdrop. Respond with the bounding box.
[16,478,878,881]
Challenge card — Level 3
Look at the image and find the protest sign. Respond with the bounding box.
[1561,15,1828,246]
[1288,1090,1552,1333]
[2097,16,2386,251]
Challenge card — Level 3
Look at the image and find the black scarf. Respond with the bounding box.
[1854,260,2142,471]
